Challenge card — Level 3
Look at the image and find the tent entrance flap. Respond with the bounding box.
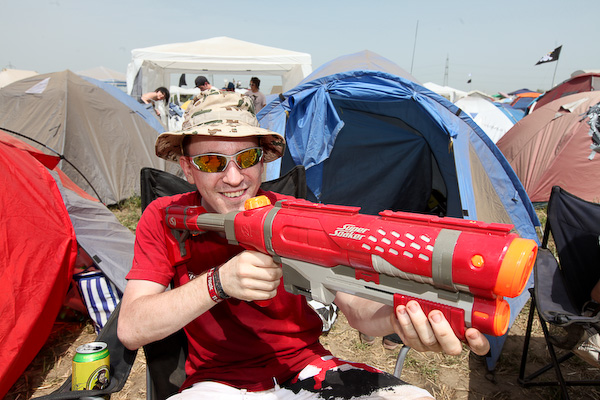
[322,114,432,215]
[288,98,448,216]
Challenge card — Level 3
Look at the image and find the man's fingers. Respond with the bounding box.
[219,251,282,301]
[393,305,421,348]
[428,310,462,356]
[405,301,439,348]
[242,251,282,272]
[394,301,439,352]
[391,301,491,357]
[465,328,491,356]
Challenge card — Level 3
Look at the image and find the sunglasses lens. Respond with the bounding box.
[190,148,262,173]
[193,155,227,173]
[236,148,262,169]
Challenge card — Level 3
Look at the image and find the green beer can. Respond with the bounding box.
[72,341,110,391]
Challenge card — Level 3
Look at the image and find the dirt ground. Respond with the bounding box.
[6,300,600,400]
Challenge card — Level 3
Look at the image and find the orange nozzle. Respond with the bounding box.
[492,298,510,336]
[245,195,272,210]
[494,238,538,298]
[473,297,511,336]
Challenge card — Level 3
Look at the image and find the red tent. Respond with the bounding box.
[530,72,600,112]
[0,131,78,398]
[497,92,600,202]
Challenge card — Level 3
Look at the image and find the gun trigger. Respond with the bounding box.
[171,229,191,258]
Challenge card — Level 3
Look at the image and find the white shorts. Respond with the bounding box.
[168,356,433,400]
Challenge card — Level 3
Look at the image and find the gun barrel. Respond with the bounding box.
[229,198,537,300]
[163,196,538,337]
[165,205,227,233]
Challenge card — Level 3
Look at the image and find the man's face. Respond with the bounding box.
[156,91,165,101]
[197,82,209,91]
[180,136,263,214]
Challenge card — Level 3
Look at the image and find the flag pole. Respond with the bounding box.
[410,20,419,75]
[551,58,559,88]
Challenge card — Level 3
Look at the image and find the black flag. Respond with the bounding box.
[535,46,562,65]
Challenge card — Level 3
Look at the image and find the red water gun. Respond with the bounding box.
[163,196,537,339]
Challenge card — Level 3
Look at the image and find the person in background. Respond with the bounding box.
[118,90,490,400]
[195,76,212,92]
[139,87,170,117]
[245,76,267,113]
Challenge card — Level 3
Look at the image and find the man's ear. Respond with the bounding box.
[179,156,195,184]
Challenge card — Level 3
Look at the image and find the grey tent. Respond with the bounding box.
[0,70,168,204]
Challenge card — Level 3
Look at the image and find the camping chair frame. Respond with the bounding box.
[518,186,600,399]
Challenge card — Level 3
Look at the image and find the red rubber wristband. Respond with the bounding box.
[206,267,222,303]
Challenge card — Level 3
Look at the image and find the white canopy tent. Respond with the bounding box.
[77,66,127,91]
[78,66,126,82]
[126,37,312,98]
[423,82,467,103]
[0,68,38,89]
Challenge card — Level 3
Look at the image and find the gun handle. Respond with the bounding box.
[393,293,467,341]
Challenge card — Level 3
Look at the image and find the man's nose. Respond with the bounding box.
[222,161,244,185]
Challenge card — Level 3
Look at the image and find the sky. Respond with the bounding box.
[1,0,599,95]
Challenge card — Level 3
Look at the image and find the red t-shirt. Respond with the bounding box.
[127,190,330,391]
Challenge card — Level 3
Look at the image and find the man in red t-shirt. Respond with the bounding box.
[118,90,490,399]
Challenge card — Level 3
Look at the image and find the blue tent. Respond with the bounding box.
[258,60,540,370]
[494,102,525,124]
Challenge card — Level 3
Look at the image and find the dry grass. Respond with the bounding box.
[6,199,600,399]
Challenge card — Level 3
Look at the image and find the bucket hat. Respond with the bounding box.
[155,89,285,163]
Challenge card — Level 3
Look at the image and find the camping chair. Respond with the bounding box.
[139,165,412,399]
[518,186,600,399]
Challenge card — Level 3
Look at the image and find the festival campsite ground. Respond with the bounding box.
[6,200,600,400]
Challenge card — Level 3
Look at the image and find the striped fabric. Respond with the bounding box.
[75,271,122,334]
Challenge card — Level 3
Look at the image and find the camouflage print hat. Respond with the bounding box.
[155,89,285,162]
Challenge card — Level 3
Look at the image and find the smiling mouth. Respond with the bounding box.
[222,190,245,198]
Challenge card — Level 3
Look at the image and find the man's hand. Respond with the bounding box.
[391,300,490,356]
[218,251,282,302]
